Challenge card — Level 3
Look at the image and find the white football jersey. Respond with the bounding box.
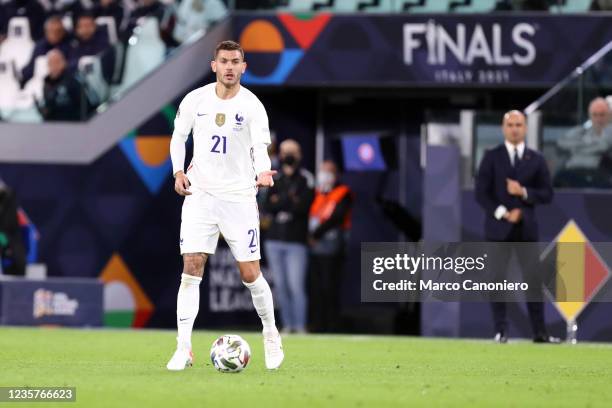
[174,83,271,202]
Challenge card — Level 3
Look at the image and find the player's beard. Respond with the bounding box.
[218,71,241,88]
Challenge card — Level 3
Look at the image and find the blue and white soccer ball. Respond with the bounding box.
[210,334,251,373]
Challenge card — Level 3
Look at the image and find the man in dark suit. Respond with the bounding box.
[476,110,558,344]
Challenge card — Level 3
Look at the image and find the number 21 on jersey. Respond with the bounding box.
[211,135,227,154]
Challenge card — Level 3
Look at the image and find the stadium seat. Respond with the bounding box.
[173,0,228,43]
[96,17,119,45]
[0,59,20,112]
[0,48,38,119]
[401,0,450,12]
[0,17,35,71]
[62,15,73,32]
[22,55,48,102]
[550,0,591,13]
[2,104,43,122]
[450,0,496,13]
[112,17,165,96]
[79,55,109,105]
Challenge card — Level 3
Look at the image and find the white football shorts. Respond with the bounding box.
[179,190,261,262]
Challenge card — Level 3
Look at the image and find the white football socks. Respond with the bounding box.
[176,273,202,349]
[243,274,277,333]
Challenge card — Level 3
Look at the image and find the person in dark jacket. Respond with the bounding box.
[38,49,91,121]
[21,15,72,87]
[70,12,114,81]
[475,110,558,344]
[71,12,110,58]
[308,160,353,333]
[0,178,26,276]
[93,0,126,33]
[263,139,315,333]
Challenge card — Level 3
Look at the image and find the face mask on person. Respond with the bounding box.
[317,171,335,193]
[281,154,297,167]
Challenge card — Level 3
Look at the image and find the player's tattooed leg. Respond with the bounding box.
[182,253,207,278]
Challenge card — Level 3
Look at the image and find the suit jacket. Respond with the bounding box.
[475,143,553,241]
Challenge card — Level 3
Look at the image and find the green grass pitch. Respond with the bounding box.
[1,327,612,407]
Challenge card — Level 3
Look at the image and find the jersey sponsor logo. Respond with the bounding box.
[215,113,226,127]
[197,112,207,117]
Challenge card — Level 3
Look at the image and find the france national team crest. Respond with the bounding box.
[215,113,225,127]
[233,112,244,131]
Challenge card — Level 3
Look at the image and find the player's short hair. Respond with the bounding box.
[214,40,245,61]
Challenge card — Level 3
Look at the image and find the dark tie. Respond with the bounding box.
[513,148,520,167]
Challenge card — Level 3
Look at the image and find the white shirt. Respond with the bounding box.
[504,140,525,166]
[171,83,271,202]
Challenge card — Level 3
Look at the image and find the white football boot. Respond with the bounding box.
[166,341,193,371]
[263,330,284,370]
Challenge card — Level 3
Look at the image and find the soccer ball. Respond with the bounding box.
[210,334,251,373]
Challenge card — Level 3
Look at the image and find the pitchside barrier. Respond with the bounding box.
[0,277,103,327]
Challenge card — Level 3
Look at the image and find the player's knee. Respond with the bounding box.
[239,261,260,283]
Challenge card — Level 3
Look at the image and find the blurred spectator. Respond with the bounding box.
[70,12,110,60]
[93,0,126,33]
[37,49,92,121]
[555,97,612,187]
[127,0,178,47]
[557,97,612,167]
[308,160,353,333]
[590,0,612,10]
[20,15,72,87]
[0,0,46,41]
[70,12,114,81]
[0,178,26,276]
[172,0,227,43]
[263,139,315,334]
[52,0,89,24]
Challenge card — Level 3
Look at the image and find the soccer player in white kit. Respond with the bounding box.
[166,41,284,371]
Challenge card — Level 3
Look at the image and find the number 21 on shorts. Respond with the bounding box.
[247,229,258,253]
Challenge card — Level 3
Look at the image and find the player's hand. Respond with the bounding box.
[256,170,277,187]
[174,171,192,196]
[506,178,524,196]
[504,208,522,224]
